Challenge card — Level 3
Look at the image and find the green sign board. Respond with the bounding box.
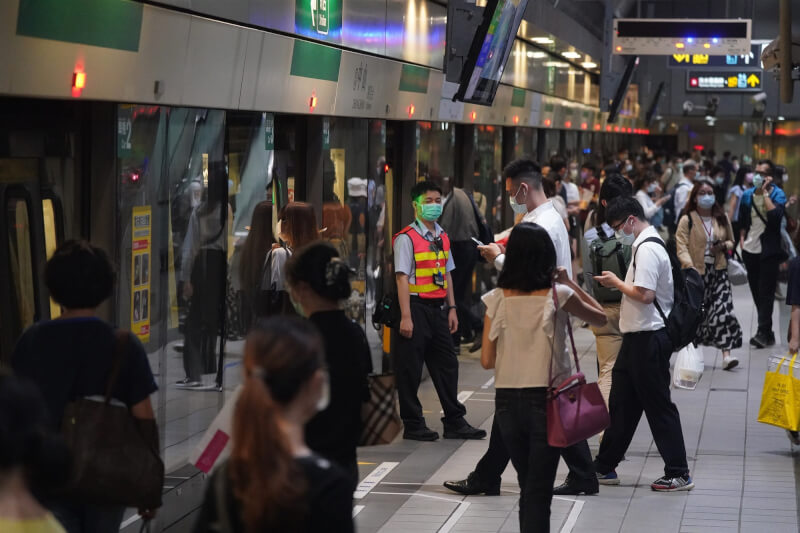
[264,113,274,150]
[399,64,430,94]
[511,88,526,108]
[290,40,342,82]
[17,0,142,52]
[295,0,342,40]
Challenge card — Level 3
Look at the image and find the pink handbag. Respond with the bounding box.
[546,285,610,448]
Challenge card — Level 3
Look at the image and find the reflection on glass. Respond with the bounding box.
[42,198,61,319]
[7,197,35,336]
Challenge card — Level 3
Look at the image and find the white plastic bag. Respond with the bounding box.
[189,385,242,473]
[673,344,704,390]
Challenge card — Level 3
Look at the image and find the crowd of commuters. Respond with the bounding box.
[2,144,797,533]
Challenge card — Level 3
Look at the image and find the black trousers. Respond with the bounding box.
[474,413,597,487]
[394,300,467,430]
[450,240,481,340]
[495,388,560,533]
[595,328,689,477]
[742,250,780,335]
[184,249,226,381]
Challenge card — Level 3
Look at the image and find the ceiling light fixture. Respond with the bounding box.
[562,51,581,59]
[582,62,597,69]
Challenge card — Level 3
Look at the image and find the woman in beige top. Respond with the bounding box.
[676,178,743,370]
[480,222,606,533]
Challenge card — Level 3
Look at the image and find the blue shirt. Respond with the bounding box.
[740,185,786,210]
[393,220,456,287]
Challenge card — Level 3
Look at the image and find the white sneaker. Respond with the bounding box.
[722,354,739,371]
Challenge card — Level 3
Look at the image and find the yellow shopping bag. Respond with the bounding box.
[757,354,800,431]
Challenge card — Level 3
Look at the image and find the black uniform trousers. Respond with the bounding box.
[742,250,780,335]
[473,417,597,488]
[450,240,481,342]
[595,328,689,478]
[395,299,467,430]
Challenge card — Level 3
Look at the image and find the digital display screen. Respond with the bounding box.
[455,0,529,106]
[616,20,748,39]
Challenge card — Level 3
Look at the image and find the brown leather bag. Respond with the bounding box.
[61,331,164,509]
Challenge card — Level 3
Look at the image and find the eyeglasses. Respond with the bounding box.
[611,218,629,232]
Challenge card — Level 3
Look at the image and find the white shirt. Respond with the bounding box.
[564,182,580,204]
[619,226,674,333]
[635,189,660,220]
[743,195,766,254]
[672,177,694,220]
[494,201,573,277]
[483,285,573,388]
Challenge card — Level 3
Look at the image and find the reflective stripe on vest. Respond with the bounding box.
[393,225,450,298]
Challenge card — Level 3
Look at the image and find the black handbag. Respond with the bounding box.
[61,331,164,509]
[256,247,297,317]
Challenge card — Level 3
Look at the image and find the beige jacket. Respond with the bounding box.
[676,211,734,274]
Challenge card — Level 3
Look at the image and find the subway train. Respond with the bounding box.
[0,1,672,530]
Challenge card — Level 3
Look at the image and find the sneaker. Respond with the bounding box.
[597,471,621,485]
[175,379,202,388]
[651,474,694,492]
[787,430,800,445]
[749,333,769,349]
[722,354,739,371]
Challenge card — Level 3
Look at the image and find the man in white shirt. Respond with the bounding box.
[672,162,697,221]
[593,196,694,492]
[443,160,598,497]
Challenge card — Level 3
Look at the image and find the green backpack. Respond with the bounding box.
[588,227,632,304]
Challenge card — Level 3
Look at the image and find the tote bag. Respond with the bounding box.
[359,374,402,446]
[757,354,800,431]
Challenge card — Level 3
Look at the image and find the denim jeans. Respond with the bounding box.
[495,388,560,533]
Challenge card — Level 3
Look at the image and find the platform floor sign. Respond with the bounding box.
[131,206,151,342]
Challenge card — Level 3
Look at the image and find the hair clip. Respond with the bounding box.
[325,258,354,286]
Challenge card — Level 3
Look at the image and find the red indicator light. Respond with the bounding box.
[614,126,620,132]
[693,144,704,151]
[594,124,601,130]
[759,148,766,154]
[627,128,632,133]
[564,121,572,128]
[544,118,552,127]
[384,164,389,173]
[606,125,612,132]
[690,78,699,87]
[309,93,318,112]
[581,122,587,130]
[645,129,650,135]
[513,115,519,124]
[615,45,622,52]
[71,71,86,97]
[470,111,477,122]
[407,104,416,118]
[130,172,140,183]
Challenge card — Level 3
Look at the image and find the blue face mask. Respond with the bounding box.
[697,194,716,209]
[752,173,763,189]
[417,202,443,221]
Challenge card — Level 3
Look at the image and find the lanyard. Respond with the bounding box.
[414,220,443,267]
[701,217,713,239]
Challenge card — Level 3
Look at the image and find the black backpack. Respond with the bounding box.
[633,236,704,351]
[662,181,690,232]
[587,226,631,304]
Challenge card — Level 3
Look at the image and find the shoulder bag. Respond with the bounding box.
[61,331,164,509]
[256,247,296,316]
[546,285,610,448]
[359,373,403,446]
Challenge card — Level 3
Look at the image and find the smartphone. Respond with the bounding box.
[471,237,484,246]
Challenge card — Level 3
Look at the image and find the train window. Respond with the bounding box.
[6,196,36,335]
[42,198,61,319]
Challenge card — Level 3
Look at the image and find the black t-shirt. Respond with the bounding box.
[786,257,800,306]
[306,311,372,470]
[11,318,158,429]
[194,455,354,533]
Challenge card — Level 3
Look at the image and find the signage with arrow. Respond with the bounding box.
[669,44,762,68]
[686,70,762,92]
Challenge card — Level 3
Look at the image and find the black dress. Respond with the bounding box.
[193,455,354,533]
[306,310,372,488]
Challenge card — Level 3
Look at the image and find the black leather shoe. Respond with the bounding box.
[443,424,487,440]
[468,338,482,353]
[443,473,500,496]
[749,332,769,349]
[403,427,440,441]
[766,331,776,346]
[553,481,599,495]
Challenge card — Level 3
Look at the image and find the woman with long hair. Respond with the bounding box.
[633,171,670,226]
[285,242,372,488]
[676,178,742,370]
[481,223,606,533]
[238,201,276,327]
[193,317,354,533]
[727,165,753,240]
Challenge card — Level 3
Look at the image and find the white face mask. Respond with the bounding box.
[509,184,528,214]
[615,218,635,246]
[569,168,578,180]
[647,183,657,193]
[316,371,330,412]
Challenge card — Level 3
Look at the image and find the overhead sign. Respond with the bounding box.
[686,70,762,92]
[613,18,751,56]
[669,44,761,68]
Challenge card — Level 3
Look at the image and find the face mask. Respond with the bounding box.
[625,164,633,173]
[615,218,635,246]
[698,194,716,209]
[417,202,443,221]
[316,371,330,412]
[752,173,763,189]
[569,168,578,180]
[745,172,754,185]
[733,162,740,171]
[677,162,684,171]
[580,170,588,182]
[509,185,528,214]
[647,183,657,193]
[715,176,724,186]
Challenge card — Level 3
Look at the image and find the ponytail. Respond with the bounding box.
[229,375,305,532]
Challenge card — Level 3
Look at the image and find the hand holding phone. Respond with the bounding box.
[471,237,484,246]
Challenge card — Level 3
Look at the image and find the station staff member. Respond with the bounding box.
[393,181,487,442]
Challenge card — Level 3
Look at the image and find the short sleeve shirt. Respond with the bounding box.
[12,318,158,429]
[393,221,456,288]
[482,285,573,388]
[619,227,674,333]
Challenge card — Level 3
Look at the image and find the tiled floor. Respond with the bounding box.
[353,284,800,532]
